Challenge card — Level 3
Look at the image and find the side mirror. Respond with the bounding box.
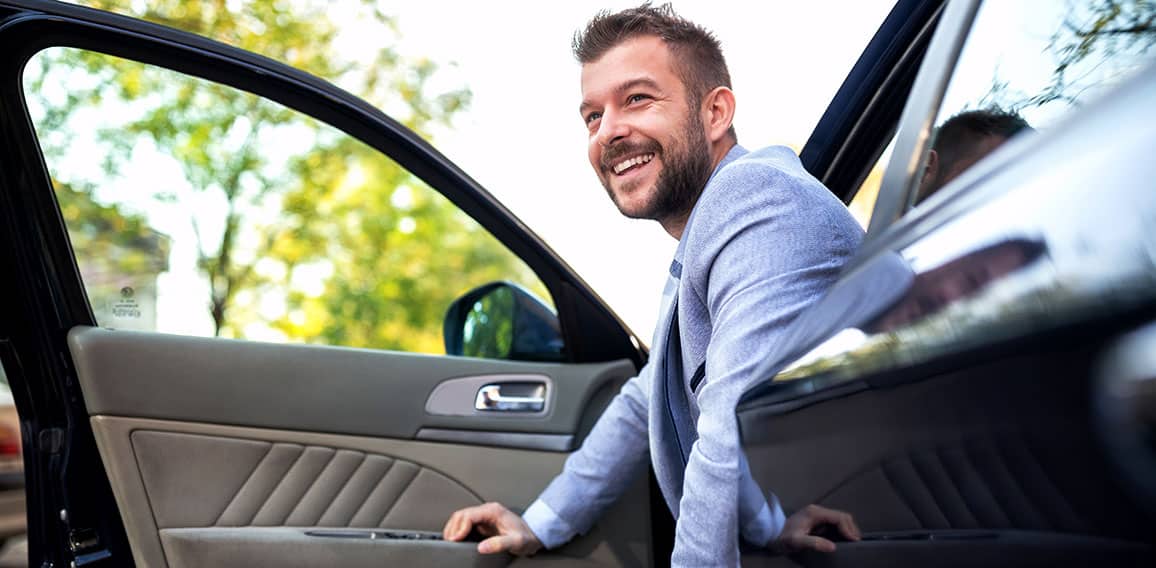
[443,281,564,361]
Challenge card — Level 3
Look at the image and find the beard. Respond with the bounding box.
[599,111,713,223]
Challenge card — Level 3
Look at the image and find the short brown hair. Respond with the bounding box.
[932,108,1033,168]
[574,3,735,138]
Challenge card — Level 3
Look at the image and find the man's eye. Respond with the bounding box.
[585,112,602,125]
[628,94,649,104]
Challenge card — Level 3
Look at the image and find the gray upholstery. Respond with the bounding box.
[69,327,635,441]
[159,527,510,568]
[819,434,1092,533]
[133,430,479,532]
[72,324,653,568]
[93,415,653,568]
[740,345,1156,568]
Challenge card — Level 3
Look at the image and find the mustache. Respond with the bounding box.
[600,139,661,172]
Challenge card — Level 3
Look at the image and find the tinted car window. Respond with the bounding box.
[23,48,555,357]
[913,0,1156,205]
[753,0,1156,388]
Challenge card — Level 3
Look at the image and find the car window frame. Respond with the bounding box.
[799,0,945,205]
[864,0,982,237]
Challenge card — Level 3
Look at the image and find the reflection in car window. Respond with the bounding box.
[23,48,554,356]
[752,2,1156,393]
[915,0,1156,205]
[775,239,1056,384]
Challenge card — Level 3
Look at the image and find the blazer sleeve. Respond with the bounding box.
[671,158,863,566]
[522,361,653,548]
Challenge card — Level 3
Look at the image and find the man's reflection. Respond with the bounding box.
[867,238,1047,332]
[916,109,1034,203]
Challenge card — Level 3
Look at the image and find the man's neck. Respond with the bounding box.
[661,140,738,240]
[660,212,691,240]
[710,140,737,175]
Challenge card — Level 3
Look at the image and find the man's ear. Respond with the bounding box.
[914,149,940,203]
[924,149,939,180]
[702,86,736,143]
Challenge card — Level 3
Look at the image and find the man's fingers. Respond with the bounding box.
[837,511,861,541]
[477,534,515,555]
[804,505,860,541]
[444,505,497,541]
[801,505,840,526]
[442,510,463,541]
[792,534,837,553]
[445,502,537,556]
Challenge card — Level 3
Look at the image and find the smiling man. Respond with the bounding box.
[444,4,864,565]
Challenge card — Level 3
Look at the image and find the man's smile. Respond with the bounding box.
[612,152,655,175]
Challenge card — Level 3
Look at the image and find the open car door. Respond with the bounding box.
[0,2,659,566]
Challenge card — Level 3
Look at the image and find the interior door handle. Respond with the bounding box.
[475,383,546,412]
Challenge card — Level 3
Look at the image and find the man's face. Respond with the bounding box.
[579,35,712,222]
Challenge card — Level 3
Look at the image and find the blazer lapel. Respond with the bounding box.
[651,258,694,517]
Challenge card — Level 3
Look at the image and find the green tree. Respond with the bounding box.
[26,0,546,353]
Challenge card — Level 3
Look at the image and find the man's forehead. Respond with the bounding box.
[582,35,672,74]
[579,36,680,98]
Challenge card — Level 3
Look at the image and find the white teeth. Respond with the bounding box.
[613,153,654,174]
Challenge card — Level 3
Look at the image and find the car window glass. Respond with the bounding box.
[913,0,1156,206]
[847,136,896,229]
[760,0,1156,388]
[23,47,556,358]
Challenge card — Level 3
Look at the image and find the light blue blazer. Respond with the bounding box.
[523,145,864,566]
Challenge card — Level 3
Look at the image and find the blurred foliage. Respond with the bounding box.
[56,180,168,276]
[1037,0,1156,107]
[266,134,547,352]
[27,0,549,354]
[55,179,169,326]
[981,0,1156,112]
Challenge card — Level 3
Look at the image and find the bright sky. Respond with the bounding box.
[361,0,897,338]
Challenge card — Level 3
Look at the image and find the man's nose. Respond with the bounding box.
[595,111,630,148]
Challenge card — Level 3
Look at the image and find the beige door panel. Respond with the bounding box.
[93,417,650,567]
[69,327,635,446]
[76,317,652,568]
[129,430,480,531]
[159,527,510,568]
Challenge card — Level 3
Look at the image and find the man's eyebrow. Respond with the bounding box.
[617,77,661,94]
[579,77,662,116]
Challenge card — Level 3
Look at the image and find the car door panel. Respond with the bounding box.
[70,327,632,444]
[0,2,661,564]
[72,327,650,567]
[159,526,508,568]
[740,342,1155,568]
[737,46,1156,567]
[742,531,1151,568]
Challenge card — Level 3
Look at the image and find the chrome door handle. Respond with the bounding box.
[475,383,546,412]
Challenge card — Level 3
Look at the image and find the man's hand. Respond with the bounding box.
[442,502,543,556]
[773,504,861,554]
